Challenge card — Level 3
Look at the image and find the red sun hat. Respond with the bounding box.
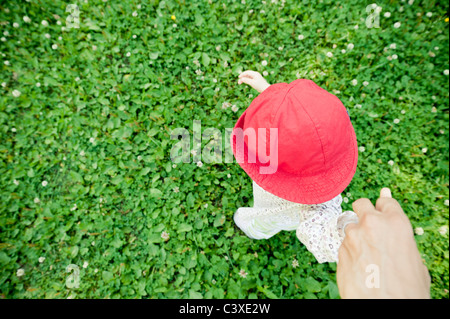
[231,79,358,205]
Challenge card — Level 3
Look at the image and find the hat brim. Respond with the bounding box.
[231,109,358,205]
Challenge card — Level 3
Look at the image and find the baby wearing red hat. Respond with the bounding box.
[231,71,359,263]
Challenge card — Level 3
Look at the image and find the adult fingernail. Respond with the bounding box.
[380,188,392,198]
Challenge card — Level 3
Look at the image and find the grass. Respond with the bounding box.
[0,0,448,299]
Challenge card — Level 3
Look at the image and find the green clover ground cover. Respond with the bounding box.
[0,0,448,299]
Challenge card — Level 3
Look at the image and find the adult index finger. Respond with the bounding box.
[351,198,376,219]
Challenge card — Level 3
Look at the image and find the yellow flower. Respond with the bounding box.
[171,15,176,21]
[445,17,449,22]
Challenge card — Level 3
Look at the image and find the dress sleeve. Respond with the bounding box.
[295,195,359,263]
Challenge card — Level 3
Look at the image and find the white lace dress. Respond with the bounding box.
[233,181,359,263]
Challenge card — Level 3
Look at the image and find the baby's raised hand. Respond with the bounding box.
[238,70,271,93]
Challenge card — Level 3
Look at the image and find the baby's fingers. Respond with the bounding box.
[239,70,259,79]
[238,76,255,86]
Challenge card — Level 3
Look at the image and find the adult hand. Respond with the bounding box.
[238,70,271,93]
[337,188,431,299]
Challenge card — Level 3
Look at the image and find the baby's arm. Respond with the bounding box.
[238,70,271,93]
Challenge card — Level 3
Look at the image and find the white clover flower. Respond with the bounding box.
[408,0,414,5]
[390,43,397,49]
[83,261,88,268]
[52,44,58,50]
[34,197,40,204]
[434,47,439,51]
[1,37,6,42]
[132,34,137,39]
[231,105,239,113]
[3,31,9,36]
[392,54,398,60]
[13,22,19,28]
[38,256,45,263]
[92,45,97,51]
[12,90,21,97]
[238,269,248,278]
[89,137,95,143]
[292,259,299,268]
[431,107,437,113]
[75,77,80,82]
[414,227,424,236]
[126,52,131,57]
[326,52,333,58]
[384,12,391,17]
[401,109,406,114]
[387,55,393,61]
[173,186,179,193]
[445,199,449,206]
[137,155,142,161]
[17,269,25,277]
[35,82,41,88]
[343,197,349,203]
[261,60,268,66]
[347,43,354,50]
[173,23,177,28]
[161,231,170,241]
[4,60,10,66]
[13,179,19,185]
[354,25,359,30]
[196,161,203,168]
[1,82,6,87]
[426,12,433,17]
[351,79,358,86]
[227,173,231,178]
[23,16,31,23]
[262,71,269,77]
[298,34,304,40]
[278,46,283,51]
[394,22,401,28]
[355,104,362,109]
[444,70,449,76]
[137,4,142,9]
[439,226,448,235]
[363,81,369,86]
[422,147,428,153]
[132,11,138,17]
[358,146,366,152]
[172,164,176,168]
[42,180,48,187]
[11,127,17,132]
[41,20,49,26]
[388,160,394,166]
[393,118,400,124]
[80,150,85,156]
[57,20,62,25]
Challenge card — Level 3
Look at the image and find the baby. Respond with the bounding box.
[231,71,359,263]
